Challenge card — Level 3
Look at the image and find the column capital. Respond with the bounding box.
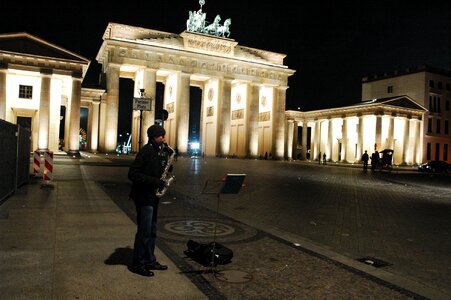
[220,77,234,84]
[106,62,122,69]
[144,67,158,72]
[249,82,266,88]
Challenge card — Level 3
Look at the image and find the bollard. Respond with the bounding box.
[43,151,53,181]
[33,151,40,175]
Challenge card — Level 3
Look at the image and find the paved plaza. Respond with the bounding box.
[0,153,450,299]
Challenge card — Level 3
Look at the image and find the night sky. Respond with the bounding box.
[3,0,451,112]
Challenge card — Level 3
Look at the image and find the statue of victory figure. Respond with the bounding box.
[186,0,231,37]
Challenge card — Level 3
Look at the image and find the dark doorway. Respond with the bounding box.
[154,82,166,127]
[59,106,66,140]
[80,107,88,150]
[17,116,31,129]
[118,78,134,147]
[189,87,201,155]
[17,116,32,150]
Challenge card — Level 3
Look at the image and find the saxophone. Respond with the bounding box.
[156,143,176,198]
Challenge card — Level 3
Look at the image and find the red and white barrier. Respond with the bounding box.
[43,151,53,181]
[33,151,40,175]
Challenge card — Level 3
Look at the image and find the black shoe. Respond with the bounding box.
[146,262,168,270]
[132,265,154,277]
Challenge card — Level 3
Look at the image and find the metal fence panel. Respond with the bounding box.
[17,125,31,187]
[0,119,18,202]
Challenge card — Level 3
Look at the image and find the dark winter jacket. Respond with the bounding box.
[128,140,164,205]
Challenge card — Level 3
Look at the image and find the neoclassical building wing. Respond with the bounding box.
[286,95,427,165]
[0,32,90,155]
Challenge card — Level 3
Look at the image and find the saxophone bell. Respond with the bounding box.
[156,143,176,198]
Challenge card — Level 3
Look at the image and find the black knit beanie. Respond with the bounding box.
[147,125,166,138]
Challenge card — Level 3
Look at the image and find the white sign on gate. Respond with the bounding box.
[133,98,152,111]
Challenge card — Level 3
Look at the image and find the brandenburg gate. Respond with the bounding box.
[96,14,294,158]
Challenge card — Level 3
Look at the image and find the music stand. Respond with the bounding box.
[200,173,246,275]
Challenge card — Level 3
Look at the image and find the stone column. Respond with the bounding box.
[273,86,287,159]
[176,72,190,153]
[217,78,231,156]
[357,115,364,159]
[68,77,82,155]
[301,122,308,160]
[402,117,411,164]
[375,114,382,151]
[292,121,298,160]
[327,118,333,161]
[286,120,294,160]
[141,68,157,145]
[387,115,395,149]
[412,118,421,164]
[313,120,321,160]
[98,96,107,151]
[247,84,259,158]
[342,117,348,161]
[0,66,6,120]
[88,100,100,152]
[104,65,120,152]
[37,70,52,151]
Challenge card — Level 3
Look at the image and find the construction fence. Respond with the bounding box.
[0,119,31,203]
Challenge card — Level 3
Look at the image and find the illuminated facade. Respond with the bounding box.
[0,33,90,155]
[362,67,451,163]
[285,96,427,165]
[1,30,433,165]
[96,23,295,157]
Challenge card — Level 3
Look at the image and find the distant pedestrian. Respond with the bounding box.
[318,152,322,164]
[361,150,369,171]
[322,153,327,165]
[371,151,379,171]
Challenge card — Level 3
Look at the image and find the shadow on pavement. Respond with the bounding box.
[104,246,134,268]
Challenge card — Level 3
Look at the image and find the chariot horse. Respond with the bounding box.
[204,15,221,35]
[217,18,231,37]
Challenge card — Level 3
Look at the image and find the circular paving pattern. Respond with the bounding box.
[164,220,235,237]
[159,217,260,244]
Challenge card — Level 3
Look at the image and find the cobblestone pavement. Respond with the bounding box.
[169,158,451,298]
[79,155,451,299]
[100,181,418,300]
[84,155,451,299]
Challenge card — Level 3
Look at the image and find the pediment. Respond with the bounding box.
[380,96,426,111]
[0,33,89,63]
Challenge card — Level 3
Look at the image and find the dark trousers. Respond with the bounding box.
[133,204,158,267]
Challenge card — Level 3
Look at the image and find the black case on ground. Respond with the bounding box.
[184,239,233,267]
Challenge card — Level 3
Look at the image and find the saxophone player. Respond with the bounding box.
[128,124,169,277]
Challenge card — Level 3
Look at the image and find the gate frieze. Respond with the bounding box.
[108,45,289,84]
